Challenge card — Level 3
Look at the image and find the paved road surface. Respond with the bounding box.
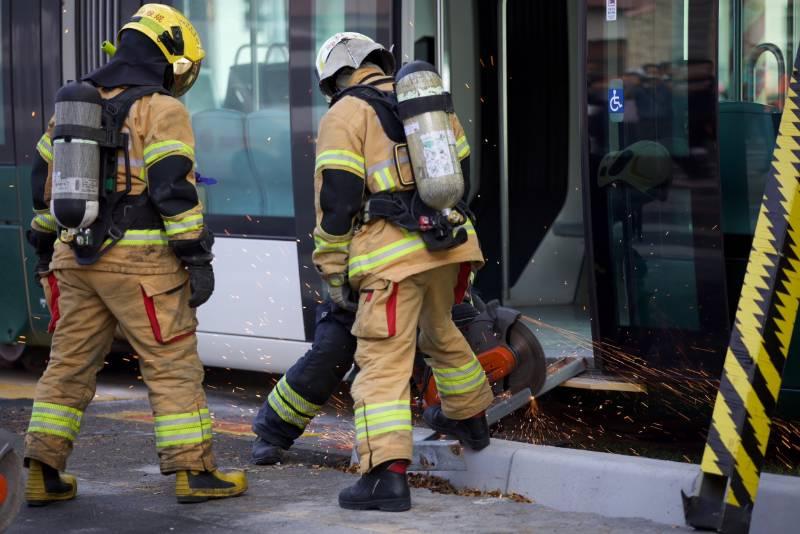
[0,369,691,533]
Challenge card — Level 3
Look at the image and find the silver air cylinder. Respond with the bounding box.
[395,61,463,211]
[51,82,103,230]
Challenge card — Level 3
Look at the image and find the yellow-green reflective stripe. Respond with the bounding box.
[144,140,195,166]
[355,407,411,423]
[156,434,211,448]
[104,230,169,247]
[355,408,411,424]
[154,418,212,431]
[355,411,410,428]
[30,414,81,432]
[435,367,484,387]
[383,169,396,189]
[154,409,209,423]
[348,235,426,277]
[355,424,413,440]
[33,401,83,418]
[317,149,365,164]
[31,411,81,430]
[154,417,205,429]
[373,171,389,191]
[316,158,366,176]
[373,168,396,192]
[361,400,411,411]
[27,424,77,441]
[156,425,211,438]
[164,213,203,235]
[456,136,470,159]
[268,390,309,429]
[431,358,482,377]
[434,372,486,395]
[37,135,53,162]
[315,150,366,176]
[314,235,351,253]
[165,224,203,237]
[33,213,58,231]
[28,417,79,434]
[277,377,322,417]
[157,438,209,447]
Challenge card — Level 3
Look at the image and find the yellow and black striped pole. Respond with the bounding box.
[682,50,800,534]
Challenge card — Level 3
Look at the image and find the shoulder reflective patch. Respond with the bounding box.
[36,134,53,163]
[144,139,195,167]
[315,149,366,178]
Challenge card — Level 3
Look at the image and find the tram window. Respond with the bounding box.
[588,2,722,333]
[414,0,436,64]
[312,0,345,130]
[180,0,294,219]
[0,5,6,149]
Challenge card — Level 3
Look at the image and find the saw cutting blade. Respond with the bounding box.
[505,321,547,396]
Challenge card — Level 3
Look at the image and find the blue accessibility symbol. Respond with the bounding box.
[608,88,624,114]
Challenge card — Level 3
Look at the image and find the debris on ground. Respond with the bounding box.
[407,473,532,503]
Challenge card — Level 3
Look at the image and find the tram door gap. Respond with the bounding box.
[471,1,591,361]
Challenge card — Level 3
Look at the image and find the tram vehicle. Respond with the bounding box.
[0,0,798,413]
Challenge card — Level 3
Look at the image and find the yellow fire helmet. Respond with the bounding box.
[120,4,205,96]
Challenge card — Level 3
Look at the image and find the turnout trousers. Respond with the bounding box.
[351,263,494,473]
[252,300,356,449]
[24,268,216,474]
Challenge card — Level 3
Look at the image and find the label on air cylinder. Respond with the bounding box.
[420,130,455,178]
[52,171,99,199]
[404,121,420,136]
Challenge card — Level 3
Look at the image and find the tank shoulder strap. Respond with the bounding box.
[102,85,170,142]
[331,84,406,144]
[71,85,169,266]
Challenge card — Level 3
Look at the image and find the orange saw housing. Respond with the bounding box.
[422,344,517,407]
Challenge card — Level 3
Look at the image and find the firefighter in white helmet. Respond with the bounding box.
[313,32,494,511]
[23,4,246,505]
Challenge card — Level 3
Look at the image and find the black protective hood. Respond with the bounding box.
[83,30,172,91]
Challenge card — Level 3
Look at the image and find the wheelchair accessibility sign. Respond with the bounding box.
[608,80,624,123]
[608,88,624,113]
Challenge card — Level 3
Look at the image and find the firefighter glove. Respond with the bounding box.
[325,273,357,312]
[27,229,57,275]
[170,229,215,308]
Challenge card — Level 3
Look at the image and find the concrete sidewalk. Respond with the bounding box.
[0,377,690,533]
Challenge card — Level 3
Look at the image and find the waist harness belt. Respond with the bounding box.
[363,190,473,252]
[52,85,168,265]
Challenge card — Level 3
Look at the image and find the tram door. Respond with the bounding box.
[409,1,592,361]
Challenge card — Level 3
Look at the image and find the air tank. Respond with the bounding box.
[51,82,103,230]
[395,61,464,211]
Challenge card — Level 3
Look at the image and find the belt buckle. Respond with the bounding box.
[108,225,124,240]
[394,144,415,186]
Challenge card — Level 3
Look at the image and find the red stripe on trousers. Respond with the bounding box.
[46,274,61,333]
[386,283,399,337]
[454,263,471,304]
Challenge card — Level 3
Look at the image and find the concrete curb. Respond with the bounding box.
[420,437,800,533]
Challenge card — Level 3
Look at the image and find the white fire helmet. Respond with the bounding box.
[315,32,395,99]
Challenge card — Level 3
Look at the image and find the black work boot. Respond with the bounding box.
[338,460,411,512]
[251,437,283,465]
[423,406,490,450]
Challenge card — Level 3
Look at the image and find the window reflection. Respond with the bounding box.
[181,0,293,218]
[0,5,5,147]
[588,1,721,333]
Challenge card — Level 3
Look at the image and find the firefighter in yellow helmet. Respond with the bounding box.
[313,33,494,511]
[23,4,246,505]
